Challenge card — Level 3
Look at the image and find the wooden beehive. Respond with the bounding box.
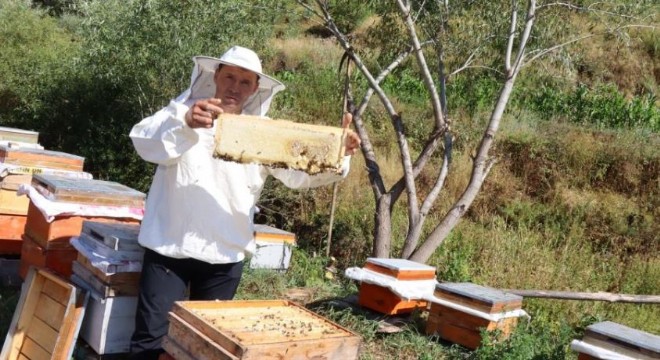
[0,145,84,171]
[574,321,660,360]
[19,233,79,280]
[213,114,346,175]
[426,282,523,349]
[250,224,296,270]
[0,174,31,215]
[358,258,435,315]
[163,300,361,360]
[0,214,26,255]
[0,126,39,144]
[32,174,146,207]
[0,268,87,360]
[24,201,140,250]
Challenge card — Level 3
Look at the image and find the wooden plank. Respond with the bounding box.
[32,174,145,207]
[167,313,239,360]
[34,291,66,330]
[42,277,71,305]
[213,114,346,175]
[72,260,139,297]
[26,317,58,353]
[19,337,51,360]
[162,336,203,360]
[434,282,523,314]
[0,213,26,241]
[52,289,88,360]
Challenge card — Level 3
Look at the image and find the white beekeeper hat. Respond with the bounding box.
[187,46,285,116]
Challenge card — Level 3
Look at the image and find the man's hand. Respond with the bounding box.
[185,98,224,128]
[342,112,361,156]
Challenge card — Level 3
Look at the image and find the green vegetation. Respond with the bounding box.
[0,0,658,359]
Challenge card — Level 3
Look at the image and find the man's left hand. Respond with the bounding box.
[342,112,361,156]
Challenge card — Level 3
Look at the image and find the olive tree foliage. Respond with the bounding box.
[298,0,655,262]
[26,0,278,190]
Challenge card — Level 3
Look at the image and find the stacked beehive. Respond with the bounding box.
[249,224,296,271]
[570,321,659,359]
[20,173,144,280]
[425,282,524,349]
[162,300,361,360]
[71,220,144,356]
[353,258,436,315]
[0,127,88,256]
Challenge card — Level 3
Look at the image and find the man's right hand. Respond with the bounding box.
[185,98,224,128]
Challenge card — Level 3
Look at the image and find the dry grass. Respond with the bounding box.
[267,37,344,72]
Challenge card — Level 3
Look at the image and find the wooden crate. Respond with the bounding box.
[164,300,361,360]
[0,145,84,171]
[434,282,523,314]
[78,295,138,355]
[19,233,78,280]
[358,282,428,315]
[213,114,346,175]
[24,201,140,250]
[0,268,87,360]
[425,302,518,350]
[32,174,146,207]
[578,321,660,359]
[363,258,436,280]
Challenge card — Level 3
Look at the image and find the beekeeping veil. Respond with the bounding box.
[178,46,285,116]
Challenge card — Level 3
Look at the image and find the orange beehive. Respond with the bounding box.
[425,282,523,349]
[357,258,436,315]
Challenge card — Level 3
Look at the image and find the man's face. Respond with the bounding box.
[213,65,259,114]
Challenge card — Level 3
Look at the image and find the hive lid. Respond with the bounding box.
[81,221,141,251]
[585,321,660,356]
[365,258,436,280]
[254,224,296,244]
[32,174,145,207]
[434,282,523,313]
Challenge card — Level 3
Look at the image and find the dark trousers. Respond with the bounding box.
[128,248,244,360]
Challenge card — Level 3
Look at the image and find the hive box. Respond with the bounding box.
[0,214,26,255]
[358,258,435,315]
[0,126,39,144]
[249,224,296,270]
[214,114,346,175]
[24,201,140,250]
[0,174,31,215]
[78,295,138,355]
[571,321,660,360]
[426,282,523,349]
[163,300,361,360]
[0,145,84,171]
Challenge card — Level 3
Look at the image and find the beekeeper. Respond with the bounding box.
[128,45,360,359]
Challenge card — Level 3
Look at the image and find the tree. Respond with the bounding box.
[298,0,655,262]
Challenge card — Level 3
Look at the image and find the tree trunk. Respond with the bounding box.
[373,194,392,258]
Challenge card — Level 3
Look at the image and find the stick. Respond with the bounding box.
[504,289,660,304]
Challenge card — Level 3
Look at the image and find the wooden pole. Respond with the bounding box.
[504,289,660,304]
